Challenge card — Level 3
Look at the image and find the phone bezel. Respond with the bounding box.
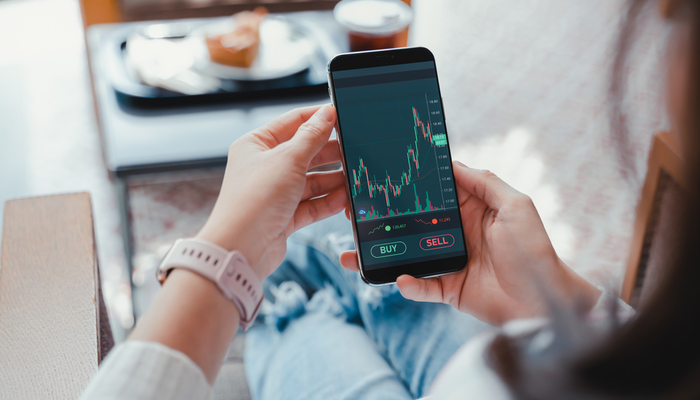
[327,47,468,285]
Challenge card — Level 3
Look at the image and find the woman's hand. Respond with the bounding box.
[197,104,347,279]
[128,105,345,384]
[340,162,600,325]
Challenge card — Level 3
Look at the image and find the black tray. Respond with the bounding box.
[102,15,346,109]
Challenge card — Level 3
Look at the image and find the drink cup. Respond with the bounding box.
[334,0,414,52]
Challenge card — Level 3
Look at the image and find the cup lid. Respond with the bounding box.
[334,0,414,35]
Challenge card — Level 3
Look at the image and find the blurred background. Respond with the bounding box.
[0,0,671,345]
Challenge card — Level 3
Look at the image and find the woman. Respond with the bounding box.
[80,0,700,398]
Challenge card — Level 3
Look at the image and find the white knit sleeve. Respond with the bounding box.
[79,341,212,400]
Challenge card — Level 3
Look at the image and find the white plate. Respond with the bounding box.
[186,17,316,81]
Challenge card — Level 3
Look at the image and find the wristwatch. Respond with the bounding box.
[157,238,264,331]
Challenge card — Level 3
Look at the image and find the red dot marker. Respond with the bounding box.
[432,218,438,225]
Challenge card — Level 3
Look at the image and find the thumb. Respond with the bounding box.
[396,275,444,303]
[290,104,337,163]
[452,161,520,210]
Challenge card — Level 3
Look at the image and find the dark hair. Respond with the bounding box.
[488,1,700,398]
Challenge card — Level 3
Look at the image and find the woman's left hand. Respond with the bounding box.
[196,104,347,279]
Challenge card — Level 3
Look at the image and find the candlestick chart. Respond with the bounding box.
[343,95,458,222]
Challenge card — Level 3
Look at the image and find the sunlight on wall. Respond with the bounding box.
[451,127,576,261]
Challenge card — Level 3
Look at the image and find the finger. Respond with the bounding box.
[252,105,322,147]
[339,250,359,272]
[289,104,337,163]
[344,206,351,221]
[301,170,345,202]
[456,184,473,209]
[309,139,341,170]
[291,187,347,232]
[396,275,445,303]
[456,184,488,217]
[452,161,520,210]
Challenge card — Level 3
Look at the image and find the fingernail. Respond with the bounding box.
[317,104,336,122]
[454,160,468,168]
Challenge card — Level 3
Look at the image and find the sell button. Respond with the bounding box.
[419,234,455,251]
[370,241,407,259]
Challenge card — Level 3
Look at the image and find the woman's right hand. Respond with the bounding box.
[340,161,601,325]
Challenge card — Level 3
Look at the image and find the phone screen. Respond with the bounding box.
[330,55,467,281]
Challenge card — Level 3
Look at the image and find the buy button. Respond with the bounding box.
[419,234,455,251]
[370,241,407,259]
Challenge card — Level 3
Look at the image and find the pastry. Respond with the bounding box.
[206,7,268,68]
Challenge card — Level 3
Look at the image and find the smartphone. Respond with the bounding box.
[327,47,468,285]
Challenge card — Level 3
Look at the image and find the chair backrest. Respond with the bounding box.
[0,193,113,399]
[621,132,685,308]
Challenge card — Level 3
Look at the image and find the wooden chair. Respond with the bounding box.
[0,193,113,399]
[621,132,685,308]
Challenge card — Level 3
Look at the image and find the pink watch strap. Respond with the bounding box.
[157,238,264,331]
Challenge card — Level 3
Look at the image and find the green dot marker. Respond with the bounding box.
[385,225,391,232]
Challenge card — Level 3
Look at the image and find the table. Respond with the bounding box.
[87,11,343,176]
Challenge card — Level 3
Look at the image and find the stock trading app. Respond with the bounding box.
[332,61,466,271]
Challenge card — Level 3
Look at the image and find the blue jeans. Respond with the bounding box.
[244,214,491,400]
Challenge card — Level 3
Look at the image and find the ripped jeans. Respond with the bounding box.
[244,214,491,400]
